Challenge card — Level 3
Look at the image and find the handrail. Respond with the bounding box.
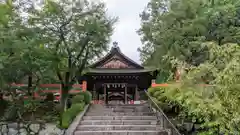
[144,90,182,135]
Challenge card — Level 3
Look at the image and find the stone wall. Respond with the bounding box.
[0,122,65,135]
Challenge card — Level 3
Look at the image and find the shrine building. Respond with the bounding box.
[80,42,158,104]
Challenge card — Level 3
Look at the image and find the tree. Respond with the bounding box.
[0,0,53,96]
[141,0,240,133]
[28,0,116,123]
[138,0,240,75]
[150,42,240,134]
[178,42,240,134]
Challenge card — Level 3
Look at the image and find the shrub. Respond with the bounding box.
[61,103,85,128]
[148,87,166,100]
[148,87,162,97]
[83,91,92,104]
[55,104,62,112]
[78,91,92,104]
[71,95,84,104]
[61,110,72,128]
[4,103,18,121]
[153,91,163,98]
[138,91,148,100]
[68,103,85,116]
[0,98,9,118]
[45,93,54,102]
[148,87,177,113]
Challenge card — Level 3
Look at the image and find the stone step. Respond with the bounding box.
[105,104,149,107]
[82,116,156,120]
[76,125,163,131]
[85,112,155,116]
[103,108,150,112]
[87,108,150,113]
[80,120,158,125]
[74,130,170,135]
[88,104,151,113]
[104,105,149,108]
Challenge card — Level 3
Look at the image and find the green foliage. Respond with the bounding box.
[155,71,172,83]
[61,110,72,129]
[148,86,179,112]
[78,91,92,104]
[24,100,40,113]
[148,43,240,134]
[0,0,115,127]
[3,103,18,121]
[148,87,163,97]
[139,0,240,74]
[140,0,240,132]
[70,103,85,114]
[71,95,84,104]
[0,99,9,118]
[83,91,92,104]
[30,0,116,115]
[61,103,85,129]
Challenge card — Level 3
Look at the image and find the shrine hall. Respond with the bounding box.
[79,42,158,104]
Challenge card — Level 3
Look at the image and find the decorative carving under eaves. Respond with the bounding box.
[98,58,132,69]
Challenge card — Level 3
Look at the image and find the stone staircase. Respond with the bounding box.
[73,104,171,135]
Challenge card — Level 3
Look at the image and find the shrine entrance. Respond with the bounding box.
[99,83,138,104]
[79,42,158,104]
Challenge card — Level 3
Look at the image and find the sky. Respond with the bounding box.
[102,0,150,64]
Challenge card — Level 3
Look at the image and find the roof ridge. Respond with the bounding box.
[89,43,143,69]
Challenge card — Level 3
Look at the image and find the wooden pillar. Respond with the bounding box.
[134,85,138,101]
[124,84,127,104]
[93,84,96,100]
[106,89,108,104]
[104,84,107,104]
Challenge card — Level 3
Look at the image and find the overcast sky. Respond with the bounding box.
[102,0,150,64]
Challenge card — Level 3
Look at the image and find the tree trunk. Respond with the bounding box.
[27,74,32,96]
[59,85,69,126]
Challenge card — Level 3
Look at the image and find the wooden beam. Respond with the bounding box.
[39,84,60,87]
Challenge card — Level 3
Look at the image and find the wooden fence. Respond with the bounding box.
[10,81,87,99]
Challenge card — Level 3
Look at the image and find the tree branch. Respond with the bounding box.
[69,47,90,85]
[59,28,71,57]
[56,70,64,87]
[78,47,90,73]
[72,35,91,65]
[60,15,73,29]
[59,28,72,87]
[54,38,62,53]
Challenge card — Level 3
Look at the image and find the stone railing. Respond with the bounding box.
[144,90,182,135]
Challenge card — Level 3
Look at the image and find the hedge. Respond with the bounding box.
[77,91,92,104]
[61,103,85,128]
[61,90,92,128]
[71,95,84,104]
